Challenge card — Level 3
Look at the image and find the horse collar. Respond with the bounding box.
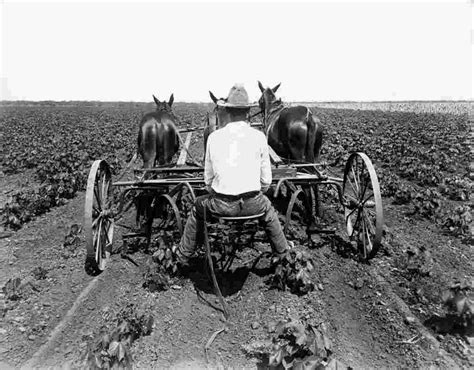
[264,101,286,131]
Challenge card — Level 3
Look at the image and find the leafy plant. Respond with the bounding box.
[439,176,472,201]
[267,250,315,295]
[441,280,473,330]
[244,318,333,369]
[442,205,473,239]
[411,189,443,219]
[152,245,179,274]
[142,243,181,292]
[85,303,154,369]
[379,170,401,197]
[393,183,415,205]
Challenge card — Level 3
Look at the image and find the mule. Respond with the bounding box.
[257,81,325,230]
[137,94,179,168]
[257,81,323,163]
[136,94,180,240]
[203,91,230,159]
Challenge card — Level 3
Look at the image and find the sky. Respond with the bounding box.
[0,0,472,102]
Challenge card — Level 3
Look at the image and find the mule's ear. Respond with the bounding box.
[153,95,160,105]
[209,91,218,104]
[272,83,281,93]
[168,93,174,107]
[258,81,265,92]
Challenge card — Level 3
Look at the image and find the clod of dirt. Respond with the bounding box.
[0,230,13,239]
[2,278,20,300]
[31,266,48,280]
[354,279,364,290]
[0,300,8,318]
[251,322,260,330]
[143,272,170,292]
[267,321,277,333]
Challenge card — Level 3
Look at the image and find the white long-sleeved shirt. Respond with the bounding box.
[204,121,272,195]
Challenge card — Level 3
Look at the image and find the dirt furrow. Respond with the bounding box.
[0,193,92,367]
[0,188,469,368]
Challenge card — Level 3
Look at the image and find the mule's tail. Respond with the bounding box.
[139,121,158,168]
[156,122,166,166]
[304,107,317,163]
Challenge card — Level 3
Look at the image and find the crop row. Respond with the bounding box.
[0,105,198,229]
[313,107,472,240]
[1,103,471,240]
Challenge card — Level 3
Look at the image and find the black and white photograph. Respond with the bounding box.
[0,0,472,368]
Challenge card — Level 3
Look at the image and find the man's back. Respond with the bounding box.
[205,121,271,195]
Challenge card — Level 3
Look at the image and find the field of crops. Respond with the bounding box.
[1,101,471,239]
[0,103,210,230]
[0,100,472,368]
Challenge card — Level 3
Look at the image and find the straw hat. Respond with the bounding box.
[217,84,258,108]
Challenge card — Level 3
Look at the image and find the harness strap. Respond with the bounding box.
[264,101,286,135]
[115,152,138,182]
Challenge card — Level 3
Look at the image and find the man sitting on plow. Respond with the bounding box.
[175,84,292,266]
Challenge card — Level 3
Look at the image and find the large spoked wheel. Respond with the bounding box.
[143,183,196,244]
[171,182,196,222]
[84,160,114,275]
[155,194,184,239]
[284,183,310,236]
[343,152,383,260]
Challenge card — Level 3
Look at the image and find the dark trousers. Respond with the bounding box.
[179,192,288,257]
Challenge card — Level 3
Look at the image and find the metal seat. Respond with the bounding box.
[215,213,265,253]
[218,213,265,222]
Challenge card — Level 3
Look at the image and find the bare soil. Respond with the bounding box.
[1,179,472,369]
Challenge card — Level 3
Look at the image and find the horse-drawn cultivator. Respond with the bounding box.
[84,125,384,276]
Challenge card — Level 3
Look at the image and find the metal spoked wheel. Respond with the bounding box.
[343,152,383,260]
[84,160,114,275]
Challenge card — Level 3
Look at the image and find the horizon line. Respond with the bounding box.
[1,99,472,104]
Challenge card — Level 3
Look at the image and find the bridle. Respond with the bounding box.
[261,96,285,134]
[248,109,263,119]
[210,101,263,127]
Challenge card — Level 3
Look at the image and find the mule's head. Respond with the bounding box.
[153,94,174,113]
[257,81,281,125]
[257,81,281,111]
[208,90,231,127]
